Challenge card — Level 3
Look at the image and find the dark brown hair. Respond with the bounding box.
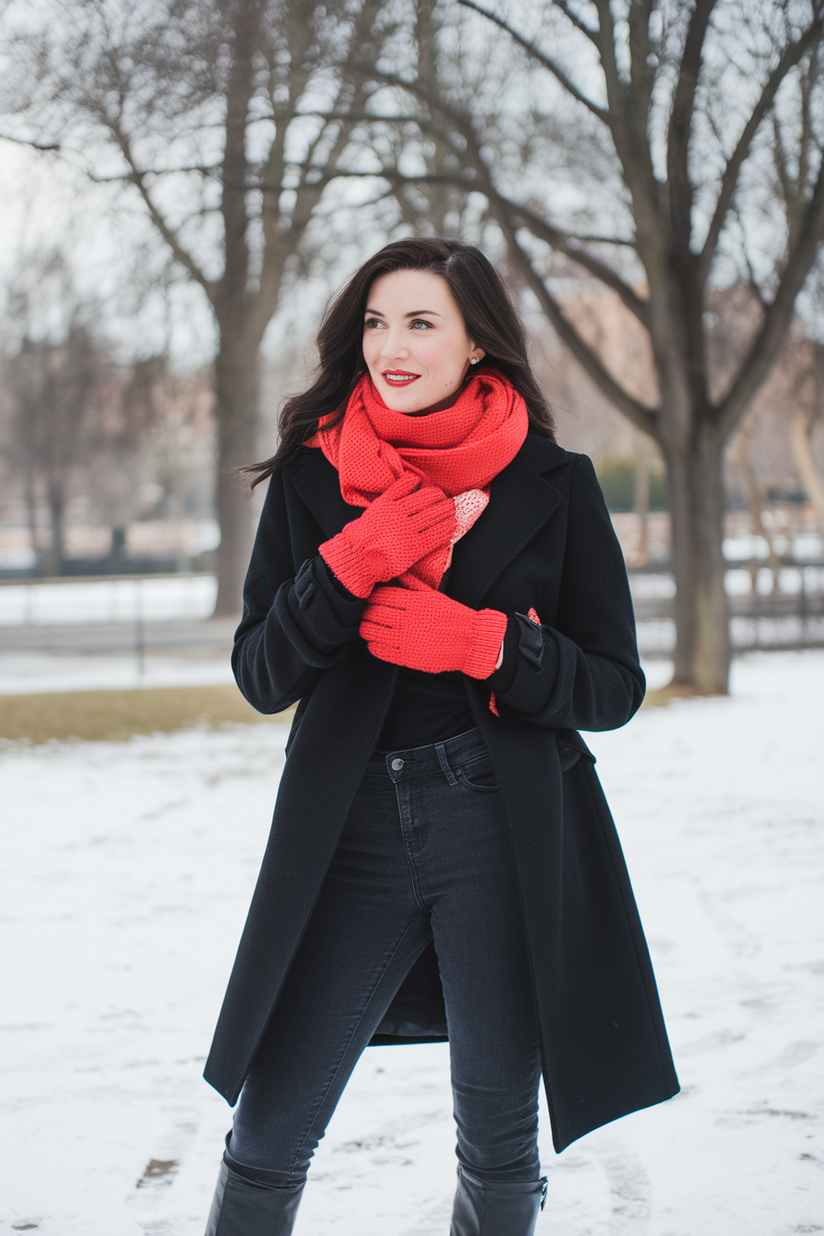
[245,237,555,486]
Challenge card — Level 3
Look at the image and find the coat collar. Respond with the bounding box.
[448,436,566,607]
[288,433,569,607]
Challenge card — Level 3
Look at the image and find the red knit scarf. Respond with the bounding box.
[309,368,528,589]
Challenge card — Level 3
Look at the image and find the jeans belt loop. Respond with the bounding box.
[434,741,459,786]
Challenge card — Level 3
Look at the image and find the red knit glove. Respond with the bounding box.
[360,585,508,679]
[319,473,456,599]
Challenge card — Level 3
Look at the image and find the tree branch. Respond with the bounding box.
[717,161,824,439]
[337,139,647,322]
[369,62,651,329]
[401,102,654,405]
[106,121,215,302]
[218,0,264,317]
[501,218,660,439]
[771,111,793,228]
[698,14,824,282]
[551,0,600,45]
[253,0,386,337]
[666,0,716,252]
[733,206,767,310]
[590,0,658,231]
[0,131,61,152]
[87,162,221,182]
[498,194,649,324]
[287,109,441,124]
[555,231,637,246]
[627,0,656,151]
[456,0,609,124]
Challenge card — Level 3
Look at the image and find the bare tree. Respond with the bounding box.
[6,323,114,573]
[8,335,77,571]
[0,247,203,573]
[2,0,390,611]
[2,251,108,571]
[371,0,824,692]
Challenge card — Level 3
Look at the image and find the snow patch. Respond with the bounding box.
[1,651,822,1233]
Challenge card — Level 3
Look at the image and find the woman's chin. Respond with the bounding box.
[378,384,462,417]
[382,396,434,416]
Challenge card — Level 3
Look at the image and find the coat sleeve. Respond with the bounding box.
[232,469,366,714]
[489,454,645,732]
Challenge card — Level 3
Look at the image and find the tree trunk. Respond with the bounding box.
[44,470,66,576]
[213,327,261,616]
[24,465,39,564]
[634,444,650,567]
[736,414,781,590]
[790,403,824,526]
[664,417,731,694]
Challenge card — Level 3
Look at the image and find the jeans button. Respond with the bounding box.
[390,757,404,772]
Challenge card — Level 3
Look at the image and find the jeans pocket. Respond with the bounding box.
[456,754,498,792]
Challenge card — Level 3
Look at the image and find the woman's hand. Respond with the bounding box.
[319,473,456,598]
[360,585,508,679]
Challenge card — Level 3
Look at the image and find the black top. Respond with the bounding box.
[376,666,474,749]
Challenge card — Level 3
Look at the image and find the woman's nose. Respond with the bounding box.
[380,328,408,360]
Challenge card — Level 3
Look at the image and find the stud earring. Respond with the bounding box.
[470,356,479,364]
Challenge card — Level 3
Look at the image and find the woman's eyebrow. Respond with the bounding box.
[363,307,444,318]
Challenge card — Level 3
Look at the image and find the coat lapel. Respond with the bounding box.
[289,449,360,539]
[448,446,566,608]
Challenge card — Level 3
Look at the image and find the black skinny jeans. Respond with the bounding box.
[227,728,543,1189]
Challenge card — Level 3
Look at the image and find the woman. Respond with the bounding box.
[203,238,678,1236]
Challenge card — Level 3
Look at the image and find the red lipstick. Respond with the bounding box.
[382,370,420,385]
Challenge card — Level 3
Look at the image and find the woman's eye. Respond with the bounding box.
[364,318,383,330]
[411,319,433,330]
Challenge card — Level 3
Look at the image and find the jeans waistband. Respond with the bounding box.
[370,727,487,784]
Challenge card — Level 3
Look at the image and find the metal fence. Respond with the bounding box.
[631,560,824,657]
[2,564,823,664]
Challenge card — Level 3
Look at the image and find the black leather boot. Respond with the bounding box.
[204,1160,305,1236]
[450,1165,548,1236]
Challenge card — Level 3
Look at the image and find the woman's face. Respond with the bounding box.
[362,269,484,415]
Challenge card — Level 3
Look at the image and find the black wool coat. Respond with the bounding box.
[203,430,679,1153]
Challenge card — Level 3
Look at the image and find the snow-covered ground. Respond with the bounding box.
[2,651,822,1235]
[0,651,235,696]
[0,576,217,627]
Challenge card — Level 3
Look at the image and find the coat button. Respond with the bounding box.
[391,757,404,772]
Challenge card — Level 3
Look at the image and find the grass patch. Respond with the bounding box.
[640,682,723,707]
[640,687,673,709]
[0,685,293,745]
[1,678,675,745]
